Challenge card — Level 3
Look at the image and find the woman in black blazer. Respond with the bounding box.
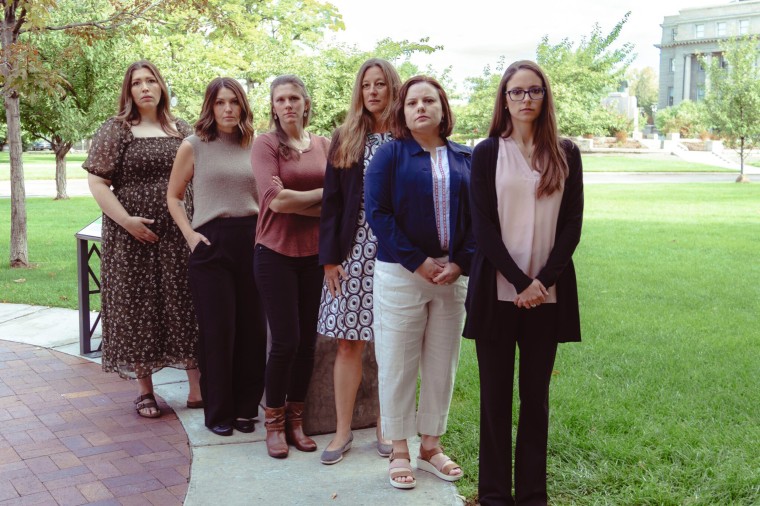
[464,60,583,506]
[316,58,401,465]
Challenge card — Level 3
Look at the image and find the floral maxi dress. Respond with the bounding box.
[83,118,199,379]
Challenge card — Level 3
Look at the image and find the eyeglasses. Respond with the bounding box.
[506,87,546,101]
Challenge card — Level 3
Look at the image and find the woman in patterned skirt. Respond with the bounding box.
[84,60,201,418]
[317,59,401,465]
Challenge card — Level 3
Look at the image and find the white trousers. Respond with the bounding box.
[373,260,467,440]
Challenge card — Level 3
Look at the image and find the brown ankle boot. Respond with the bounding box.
[264,406,288,458]
[285,401,317,452]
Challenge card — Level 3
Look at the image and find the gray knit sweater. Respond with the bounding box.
[187,131,259,229]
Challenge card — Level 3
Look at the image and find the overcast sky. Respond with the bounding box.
[324,0,728,89]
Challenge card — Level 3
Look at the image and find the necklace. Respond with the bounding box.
[291,134,310,153]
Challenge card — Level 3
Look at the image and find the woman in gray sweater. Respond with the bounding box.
[167,78,266,437]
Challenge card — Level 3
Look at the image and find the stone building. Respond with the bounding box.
[656,0,760,109]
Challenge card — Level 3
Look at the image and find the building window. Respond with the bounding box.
[717,22,726,37]
[695,24,705,38]
[668,87,674,106]
[672,27,678,41]
[697,86,705,101]
[670,58,675,72]
[739,20,749,35]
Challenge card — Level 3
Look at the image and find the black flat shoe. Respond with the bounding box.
[233,418,255,433]
[210,423,233,436]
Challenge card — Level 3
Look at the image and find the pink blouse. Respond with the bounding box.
[495,137,563,302]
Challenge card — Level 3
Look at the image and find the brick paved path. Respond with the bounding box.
[0,340,190,505]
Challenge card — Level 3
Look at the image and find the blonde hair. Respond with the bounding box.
[330,59,401,169]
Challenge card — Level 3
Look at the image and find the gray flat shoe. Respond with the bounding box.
[320,432,353,465]
[377,439,392,458]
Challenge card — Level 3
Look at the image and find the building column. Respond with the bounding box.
[682,54,692,102]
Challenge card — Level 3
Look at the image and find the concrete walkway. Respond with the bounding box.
[0,304,463,505]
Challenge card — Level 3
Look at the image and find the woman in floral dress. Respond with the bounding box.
[84,60,201,418]
[317,59,401,465]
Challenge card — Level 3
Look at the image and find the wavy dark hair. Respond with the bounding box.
[488,60,568,197]
[392,75,454,140]
[330,58,401,169]
[194,78,254,147]
[268,74,311,160]
[115,60,180,138]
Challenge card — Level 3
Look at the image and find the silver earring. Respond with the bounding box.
[303,111,308,117]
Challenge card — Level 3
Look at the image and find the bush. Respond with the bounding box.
[654,100,710,137]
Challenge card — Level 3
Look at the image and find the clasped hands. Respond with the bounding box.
[514,279,549,309]
[415,257,461,286]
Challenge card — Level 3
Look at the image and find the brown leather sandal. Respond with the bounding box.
[389,450,416,489]
[417,446,462,482]
[134,393,162,418]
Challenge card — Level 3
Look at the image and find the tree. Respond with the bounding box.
[536,13,634,137]
[1,0,174,267]
[453,58,504,144]
[627,66,658,124]
[703,35,760,182]
[21,31,127,199]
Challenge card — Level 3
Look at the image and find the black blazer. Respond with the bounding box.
[463,137,584,343]
[318,129,364,266]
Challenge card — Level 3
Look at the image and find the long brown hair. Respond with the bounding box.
[331,59,401,168]
[392,76,454,140]
[489,60,567,197]
[115,60,180,138]
[194,78,254,147]
[268,74,311,160]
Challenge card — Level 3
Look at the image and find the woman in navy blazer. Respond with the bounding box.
[464,60,583,506]
[365,75,474,489]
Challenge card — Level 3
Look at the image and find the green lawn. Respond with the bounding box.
[2,185,759,505]
[0,152,738,179]
[582,154,733,172]
[0,152,88,181]
[0,197,101,309]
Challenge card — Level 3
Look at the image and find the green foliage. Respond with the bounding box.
[452,58,504,142]
[537,13,634,136]
[703,35,760,173]
[654,100,710,137]
[627,66,658,124]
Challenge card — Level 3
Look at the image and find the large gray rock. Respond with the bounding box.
[303,335,380,435]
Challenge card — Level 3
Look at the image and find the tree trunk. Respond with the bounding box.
[53,138,71,200]
[5,92,29,267]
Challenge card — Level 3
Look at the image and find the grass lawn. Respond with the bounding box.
[1,152,737,179]
[2,185,759,504]
[0,152,88,181]
[0,197,101,309]
[583,154,733,172]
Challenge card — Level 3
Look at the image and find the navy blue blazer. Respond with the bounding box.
[463,137,583,343]
[318,130,365,266]
[365,137,475,274]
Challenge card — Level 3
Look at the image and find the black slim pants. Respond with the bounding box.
[476,302,559,506]
[188,216,266,429]
[254,244,323,408]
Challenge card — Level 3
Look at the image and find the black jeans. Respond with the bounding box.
[476,302,559,506]
[254,244,323,408]
[188,216,266,429]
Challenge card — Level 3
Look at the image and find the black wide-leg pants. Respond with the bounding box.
[476,302,559,506]
[188,216,266,429]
